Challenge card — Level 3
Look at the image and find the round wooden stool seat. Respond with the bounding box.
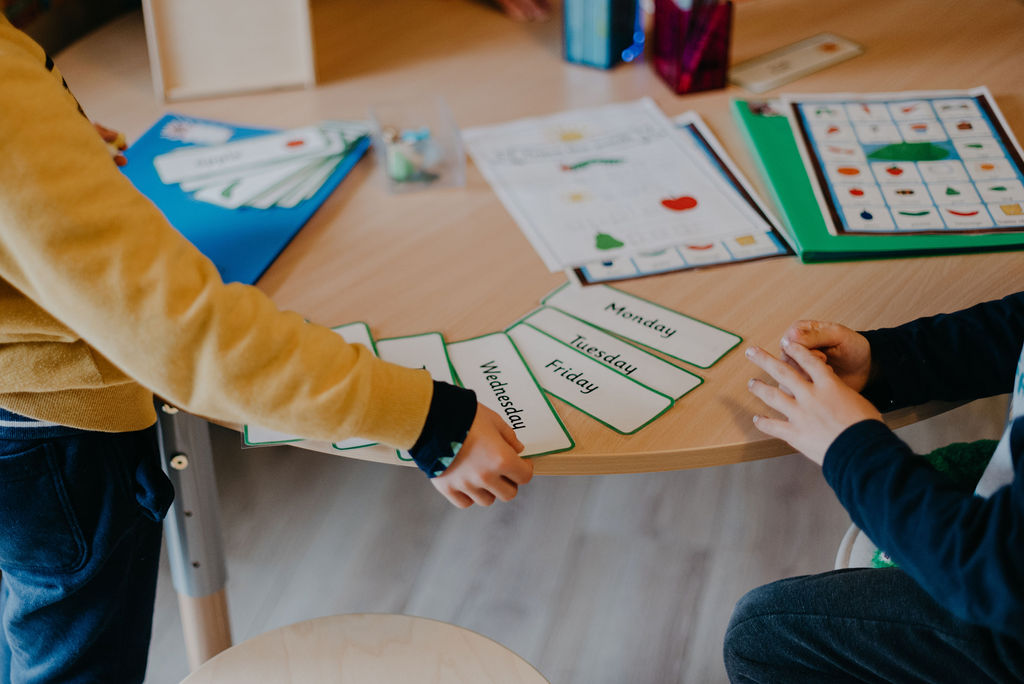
[181,613,549,683]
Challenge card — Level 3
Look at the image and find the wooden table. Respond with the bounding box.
[54,0,1024,669]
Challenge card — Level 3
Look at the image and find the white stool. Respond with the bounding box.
[181,613,550,684]
[834,523,878,570]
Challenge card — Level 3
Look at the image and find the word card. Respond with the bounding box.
[447,333,574,457]
[330,323,380,452]
[784,87,1024,236]
[517,307,702,399]
[376,333,458,462]
[153,121,369,210]
[730,33,863,94]
[543,284,741,368]
[507,323,673,434]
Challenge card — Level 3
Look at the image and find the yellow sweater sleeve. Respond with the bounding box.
[0,22,433,448]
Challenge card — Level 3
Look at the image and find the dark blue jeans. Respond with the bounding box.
[724,567,1024,683]
[0,421,174,683]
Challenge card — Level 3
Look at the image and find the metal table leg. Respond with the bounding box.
[155,404,232,671]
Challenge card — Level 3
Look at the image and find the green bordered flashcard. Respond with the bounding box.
[447,332,574,458]
[330,322,381,452]
[515,307,702,400]
[542,283,741,368]
[242,321,380,448]
[507,323,673,434]
[376,332,458,462]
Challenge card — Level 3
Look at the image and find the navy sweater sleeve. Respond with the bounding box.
[824,418,1024,636]
[408,381,478,478]
[823,291,1024,636]
[859,292,1024,411]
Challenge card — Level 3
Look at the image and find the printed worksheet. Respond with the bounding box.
[464,99,785,271]
[784,87,1024,236]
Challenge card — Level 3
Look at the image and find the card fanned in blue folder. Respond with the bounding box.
[120,113,371,285]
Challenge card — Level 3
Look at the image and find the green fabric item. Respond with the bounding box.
[869,439,998,568]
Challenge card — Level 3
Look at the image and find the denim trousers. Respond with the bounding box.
[0,418,174,683]
[724,567,1024,683]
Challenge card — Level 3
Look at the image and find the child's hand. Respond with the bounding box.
[492,0,550,21]
[746,340,882,465]
[781,320,873,392]
[94,122,127,167]
[431,404,532,508]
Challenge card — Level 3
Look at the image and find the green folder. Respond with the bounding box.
[731,99,1024,262]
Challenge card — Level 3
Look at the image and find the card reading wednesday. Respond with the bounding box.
[447,333,573,457]
[507,324,673,434]
[518,308,702,400]
[543,284,741,368]
[376,333,458,462]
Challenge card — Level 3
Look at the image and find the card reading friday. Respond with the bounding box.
[542,284,741,368]
[376,333,458,462]
[507,324,673,434]
[518,307,702,400]
[447,333,574,458]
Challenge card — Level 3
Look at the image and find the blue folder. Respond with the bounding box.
[120,113,370,285]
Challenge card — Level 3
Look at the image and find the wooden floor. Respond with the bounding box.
[144,397,1008,684]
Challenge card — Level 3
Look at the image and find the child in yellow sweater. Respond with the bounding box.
[0,14,531,682]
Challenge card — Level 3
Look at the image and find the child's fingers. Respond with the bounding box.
[751,414,794,442]
[747,378,797,416]
[745,346,809,396]
[495,414,525,452]
[505,455,534,485]
[464,485,496,507]
[781,340,834,384]
[489,477,519,502]
[437,484,472,509]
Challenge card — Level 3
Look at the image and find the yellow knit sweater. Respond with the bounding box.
[0,16,433,447]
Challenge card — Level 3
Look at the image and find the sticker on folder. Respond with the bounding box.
[447,333,573,458]
[507,324,673,434]
[542,284,741,368]
[517,307,702,400]
[377,333,458,462]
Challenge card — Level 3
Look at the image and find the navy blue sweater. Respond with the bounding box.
[823,292,1024,637]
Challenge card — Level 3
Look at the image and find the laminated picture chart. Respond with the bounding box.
[785,87,1024,236]
[571,112,792,285]
[464,99,790,272]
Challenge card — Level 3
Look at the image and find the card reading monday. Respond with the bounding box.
[543,284,741,368]
[447,333,574,457]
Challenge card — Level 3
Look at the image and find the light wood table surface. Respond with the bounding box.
[52,0,1023,672]
[59,0,1024,476]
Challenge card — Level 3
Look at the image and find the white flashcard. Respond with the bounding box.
[518,307,702,400]
[447,333,573,457]
[376,333,458,463]
[331,322,379,451]
[507,324,673,434]
[244,321,380,448]
[191,157,315,209]
[154,126,332,184]
[243,423,303,446]
[542,284,741,368]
